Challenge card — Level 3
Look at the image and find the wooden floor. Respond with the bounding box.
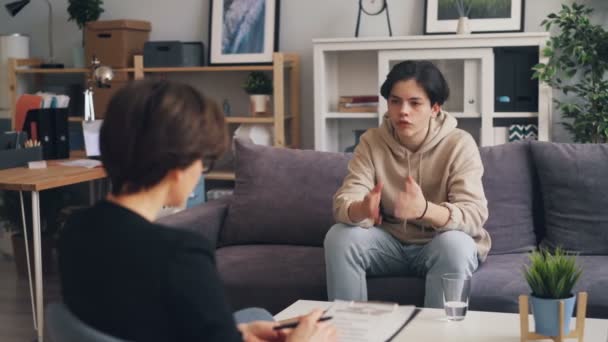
[0,254,61,342]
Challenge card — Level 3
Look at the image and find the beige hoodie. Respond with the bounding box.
[333,111,491,260]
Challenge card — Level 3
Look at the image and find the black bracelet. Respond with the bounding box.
[416,200,429,220]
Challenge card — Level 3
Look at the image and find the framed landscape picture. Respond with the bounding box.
[424,0,524,34]
[209,0,280,65]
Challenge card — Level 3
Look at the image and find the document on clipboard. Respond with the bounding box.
[325,301,417,342]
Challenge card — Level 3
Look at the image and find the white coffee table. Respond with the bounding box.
[275,300,608,341]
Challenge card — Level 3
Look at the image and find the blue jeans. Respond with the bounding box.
[233,307,275,324]
[324,223,479,308]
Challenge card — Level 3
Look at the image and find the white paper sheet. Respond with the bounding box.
[59,159,101,168]
[325,301,416,342]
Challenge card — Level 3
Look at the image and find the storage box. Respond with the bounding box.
[85,20,151,67]
[93,72,131,119]
[144,41,204,67]
[0,146,42,170]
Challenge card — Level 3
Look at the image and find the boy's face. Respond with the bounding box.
[387,79,440,144]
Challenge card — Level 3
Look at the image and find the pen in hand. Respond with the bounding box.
[273,315,333,330]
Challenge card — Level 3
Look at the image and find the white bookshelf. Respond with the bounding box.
[313,33,552,152]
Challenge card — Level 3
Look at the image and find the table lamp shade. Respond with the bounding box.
[5,0,30,16]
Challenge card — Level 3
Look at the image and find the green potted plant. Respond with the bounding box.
[243,71,273,116]
[523,248,583,337]
[67,0,104,67]
[532,2,608,143]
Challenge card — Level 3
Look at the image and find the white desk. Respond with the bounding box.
[276,300,608,342]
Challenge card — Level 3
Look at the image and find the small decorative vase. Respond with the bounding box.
[530,295,576,337]
[344,129,367,153]
[249,94,271,116]
[456,17,471,35]
[72,45,85,68]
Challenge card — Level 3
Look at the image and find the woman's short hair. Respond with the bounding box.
[380,60,450,106]
[100,79,226,195]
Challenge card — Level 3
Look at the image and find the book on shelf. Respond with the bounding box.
[342,102,378,108]
[337,94,379,113]
[339,95,379,104]
[337,103,378,113]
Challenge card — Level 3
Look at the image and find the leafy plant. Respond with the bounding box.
[532,3,608,143]
[523,248,582,299]
[67,0,104,45]
[243,72,273,95]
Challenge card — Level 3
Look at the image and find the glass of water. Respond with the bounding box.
[442,273,471,321]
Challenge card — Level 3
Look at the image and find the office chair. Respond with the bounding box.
[46,302,129,342]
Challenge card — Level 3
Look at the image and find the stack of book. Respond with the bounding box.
[338,95,379,113]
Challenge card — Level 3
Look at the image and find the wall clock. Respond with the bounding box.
[356,0,393,37]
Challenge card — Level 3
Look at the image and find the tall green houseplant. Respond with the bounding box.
[67,0,104,45]
[532,3,608,143]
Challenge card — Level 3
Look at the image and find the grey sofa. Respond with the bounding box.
[159,139,608,318]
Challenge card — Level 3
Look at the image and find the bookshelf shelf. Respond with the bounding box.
[314,33,552,151]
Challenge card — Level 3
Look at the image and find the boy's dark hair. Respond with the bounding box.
[380,60,450,106]
[100,79,226,195]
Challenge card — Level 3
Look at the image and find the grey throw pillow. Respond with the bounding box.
[530,141,608,254]
[480,141,538,254]
[220,140,351,247]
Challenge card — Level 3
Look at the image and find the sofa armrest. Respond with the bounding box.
[156,195,232,249]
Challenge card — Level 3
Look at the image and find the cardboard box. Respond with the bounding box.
[93,72,131,119]
[85,20,151,67]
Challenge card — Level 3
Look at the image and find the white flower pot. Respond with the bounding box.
[457,17,471,35]
[249,94,271,115]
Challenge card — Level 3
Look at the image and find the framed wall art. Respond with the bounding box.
[209,0,280,65]
[424,0,524,34]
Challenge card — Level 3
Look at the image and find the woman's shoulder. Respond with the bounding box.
[154,224,215,257]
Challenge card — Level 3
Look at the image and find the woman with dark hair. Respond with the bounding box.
[58,80,335,342]
[324,60,490,308]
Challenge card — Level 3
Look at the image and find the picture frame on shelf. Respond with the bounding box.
[208,0,280,65]
[424,0,524,35]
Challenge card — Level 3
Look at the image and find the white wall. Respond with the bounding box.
[1,0,606,147]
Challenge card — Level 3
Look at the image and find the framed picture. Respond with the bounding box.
[208,0,280,65]
[424,0,524,34]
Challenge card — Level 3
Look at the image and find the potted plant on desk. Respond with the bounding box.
[67,0,104,67]
[243,71,273,116]
[523,248,583,337]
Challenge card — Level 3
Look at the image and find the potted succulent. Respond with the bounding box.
[523,248,583,337]
[532,3,608,143]
[243,71,273,116]
[67,0,104,67]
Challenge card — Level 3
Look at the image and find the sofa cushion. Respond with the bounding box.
[479,141,539,254]
[221,140,351,246]
[216,245,327,314]
[530,142,608,254]
[471,253,608,318]
[470,254,530,313]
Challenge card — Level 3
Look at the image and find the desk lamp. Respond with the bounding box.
[5,0,64,68]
